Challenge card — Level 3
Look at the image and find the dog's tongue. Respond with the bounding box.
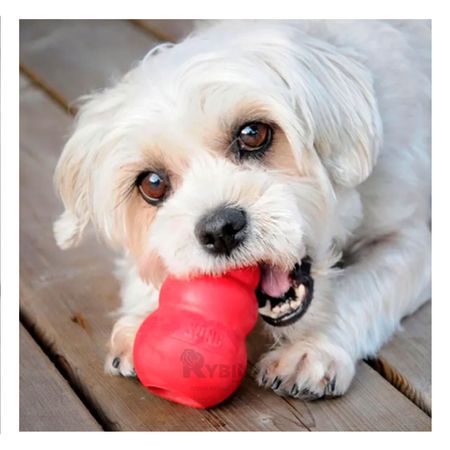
[260,265,291,298]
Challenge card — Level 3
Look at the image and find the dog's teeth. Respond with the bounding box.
[258,301,271,314]
[297,284,306,300]
[289,299,300,309]
[259,282,309,320]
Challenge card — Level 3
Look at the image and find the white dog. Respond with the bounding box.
[53,20,431,399]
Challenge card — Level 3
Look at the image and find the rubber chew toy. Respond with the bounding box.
[133,265,260,408]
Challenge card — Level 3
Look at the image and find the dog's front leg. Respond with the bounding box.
[257,222,431,399]
[105,260,159,377]
[105,314,148,377]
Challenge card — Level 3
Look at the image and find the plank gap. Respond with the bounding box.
[365,356,431,416]
[130,19,175,42]
[20,309,118,431]
[20,63,77,115]
[20,326,102,431]
[130,20,177,43]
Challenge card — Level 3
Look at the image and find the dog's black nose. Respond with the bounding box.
[195,206,247,256]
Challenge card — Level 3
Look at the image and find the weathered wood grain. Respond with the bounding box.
[20,20,160,104]
[133,20,196,42]
[247,324,430,431]
[19,19,431,430]
[20,325,101,431]
[371,302,431,415]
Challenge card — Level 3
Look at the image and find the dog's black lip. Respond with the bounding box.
[256,257,314,327]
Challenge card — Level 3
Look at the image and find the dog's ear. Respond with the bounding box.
[280,34,383,188]
[53,119,92,249]
[53,84,128,249]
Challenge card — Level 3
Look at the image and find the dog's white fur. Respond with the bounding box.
[54,20,431,397]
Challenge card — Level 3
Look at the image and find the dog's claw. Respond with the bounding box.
[271,377,282,390]
[299,387,321,400]
[290,384,300,397]
[324,376,337,396]
[112,357,121,369]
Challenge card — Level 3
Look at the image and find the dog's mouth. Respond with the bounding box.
[256,257,314,327]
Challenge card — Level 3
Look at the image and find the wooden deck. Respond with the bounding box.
[19,20,431,431]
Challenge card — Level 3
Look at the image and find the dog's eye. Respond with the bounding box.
[136,171,170,205]
[236,122,273,155]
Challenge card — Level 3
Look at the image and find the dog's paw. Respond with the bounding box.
[105,351,136,377]
[105,316,143,377]
[256,338,355,400]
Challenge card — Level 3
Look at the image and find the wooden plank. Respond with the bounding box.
[247,324,430,431]
[20,20,160,103]
[302,364,430,431]
[20,325,101,431]
[134,20,196,42]
[371,302,431,415]
[19,20,431,430]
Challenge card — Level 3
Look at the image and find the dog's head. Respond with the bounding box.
[54,21,381,326]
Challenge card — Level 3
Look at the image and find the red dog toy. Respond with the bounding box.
[133,265,260,408]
